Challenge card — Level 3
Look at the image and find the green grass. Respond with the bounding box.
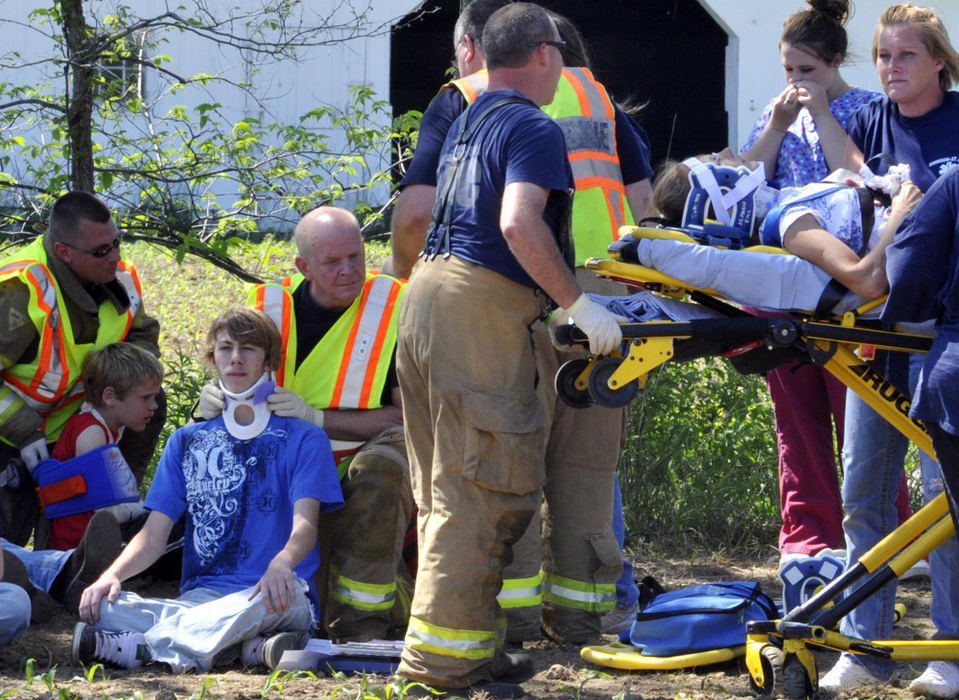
[127,237,785,554]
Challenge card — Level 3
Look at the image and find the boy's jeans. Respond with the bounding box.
[97,578,313,672]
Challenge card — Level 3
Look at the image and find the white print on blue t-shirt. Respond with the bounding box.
[929,158,959,179]
[183,426,250,565]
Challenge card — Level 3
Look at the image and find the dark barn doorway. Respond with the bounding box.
[390,0,729,170]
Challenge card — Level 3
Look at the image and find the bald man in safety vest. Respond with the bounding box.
[200,206,412,643]
[0,191,162,547]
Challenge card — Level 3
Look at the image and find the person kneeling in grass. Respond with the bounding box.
[72,307,343,672]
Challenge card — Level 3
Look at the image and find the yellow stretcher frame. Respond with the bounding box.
[566,245,958,698]
[581,641,745,671]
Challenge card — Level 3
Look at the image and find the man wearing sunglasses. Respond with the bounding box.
[0,191,161,548]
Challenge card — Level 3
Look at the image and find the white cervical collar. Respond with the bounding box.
[752,183,783,222]
[219,373,275,439]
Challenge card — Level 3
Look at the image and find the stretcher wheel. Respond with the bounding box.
[555,359,592,409]
[783,654,814,699]
[748,645,783,698]
[587,357,639,408]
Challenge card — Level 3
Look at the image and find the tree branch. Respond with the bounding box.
[0,98,67,113]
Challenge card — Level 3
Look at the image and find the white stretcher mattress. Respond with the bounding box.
[629,237,873,315]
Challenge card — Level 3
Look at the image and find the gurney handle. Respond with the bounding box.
[553,323,584,346]
[554,322,674,346]
[554,318,779,350]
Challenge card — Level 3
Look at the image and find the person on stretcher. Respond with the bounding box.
[644,150,922,302]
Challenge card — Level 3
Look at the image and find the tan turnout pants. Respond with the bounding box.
[397,257,546,688]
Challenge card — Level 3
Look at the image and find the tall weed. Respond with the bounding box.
[619,357,780,552]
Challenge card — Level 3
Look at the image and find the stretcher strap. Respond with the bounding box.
[36,474,88,508]
[815,279,850,317]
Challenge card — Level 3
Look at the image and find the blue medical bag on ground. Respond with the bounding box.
[628,580,778,656]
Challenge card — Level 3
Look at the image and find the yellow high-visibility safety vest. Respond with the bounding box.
[446,70,489,103]
[449,67,632,266]
[0,238,144,442]
[544,67,633,264]
[250,272,405,461]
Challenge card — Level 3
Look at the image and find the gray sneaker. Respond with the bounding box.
[241,631,303,670]
[71,621,147,669]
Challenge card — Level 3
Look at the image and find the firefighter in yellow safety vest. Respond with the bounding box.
[0,191,162,547]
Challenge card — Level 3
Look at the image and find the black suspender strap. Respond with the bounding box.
[423,96,528,260]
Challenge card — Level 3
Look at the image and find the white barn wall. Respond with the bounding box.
[0,0,420,221]
[4,0,959,212]
[699,0,959,150]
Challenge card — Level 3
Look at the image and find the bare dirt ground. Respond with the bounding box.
[0,550,940,699]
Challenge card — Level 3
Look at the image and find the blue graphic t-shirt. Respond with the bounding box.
[145,414,343,596]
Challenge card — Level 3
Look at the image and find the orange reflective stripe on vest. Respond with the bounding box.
[0,259,70,404]
[253,277,295,386]
[449,71,489,104]
[329,275,402,409]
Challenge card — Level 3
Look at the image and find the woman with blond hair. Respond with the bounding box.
[823,3,959,695]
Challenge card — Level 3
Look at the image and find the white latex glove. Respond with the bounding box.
[198,380,225,420]
[267,386,324,426]
[566,293,624,356]
[19,438,49,472]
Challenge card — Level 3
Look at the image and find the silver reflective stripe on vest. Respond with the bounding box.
[258,284,287,330]
[565,67,610,119]
[116,269,142,318]
[605,188,626,231]
[337,276,394,407]
[563,148,626,183]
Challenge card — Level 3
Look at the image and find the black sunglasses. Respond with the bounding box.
[62,236,122,258]
[528,39,567,50]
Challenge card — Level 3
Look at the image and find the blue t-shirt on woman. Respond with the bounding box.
[848,91,959,192]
